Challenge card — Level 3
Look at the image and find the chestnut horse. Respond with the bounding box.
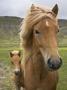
[20,4,62,90]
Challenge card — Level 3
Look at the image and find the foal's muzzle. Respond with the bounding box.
[47,57,62,70]
[14,69,20,76]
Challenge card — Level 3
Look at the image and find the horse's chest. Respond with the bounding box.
[24,59,41,87]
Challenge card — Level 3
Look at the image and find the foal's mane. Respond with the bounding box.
[20,4,57,48]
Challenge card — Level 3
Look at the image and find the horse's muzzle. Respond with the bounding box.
[47,57,62,70]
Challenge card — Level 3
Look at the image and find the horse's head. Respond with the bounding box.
[20,4,62,71]
[33,4,62,71]
[10,50,21,75]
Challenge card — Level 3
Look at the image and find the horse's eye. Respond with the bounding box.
[34,30,40,35]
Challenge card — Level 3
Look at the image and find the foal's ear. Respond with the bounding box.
[52,4,58,17]
[10,52,13,57]
[18,51,21,57]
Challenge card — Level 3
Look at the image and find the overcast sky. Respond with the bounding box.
[0,0,67,19]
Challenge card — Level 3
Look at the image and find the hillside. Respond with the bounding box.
[59,19,67,35]
[0,16,22,39]
[0,16,67,38]
[0,16,67,47]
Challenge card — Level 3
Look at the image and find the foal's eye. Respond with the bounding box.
[19,61,21,64]
[11,61,13,64]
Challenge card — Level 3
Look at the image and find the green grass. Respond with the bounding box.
[0,16,67,89]
[0,41,67,89]
[57,49,67,90]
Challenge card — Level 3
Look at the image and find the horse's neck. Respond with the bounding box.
[24,44,47,71]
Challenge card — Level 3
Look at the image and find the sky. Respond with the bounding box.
[0,0,67,19]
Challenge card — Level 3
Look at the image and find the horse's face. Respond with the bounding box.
[33,5,62,71]
[10,51,21,75]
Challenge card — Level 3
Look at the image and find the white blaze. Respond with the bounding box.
[46,21,49,27]
[14,68,20,72]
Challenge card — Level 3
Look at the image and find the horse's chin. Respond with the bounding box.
[47,67,58,71]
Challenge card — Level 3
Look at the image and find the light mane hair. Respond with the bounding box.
[20,5,58,48]
[11,50,19,55]
[20,5,59,64]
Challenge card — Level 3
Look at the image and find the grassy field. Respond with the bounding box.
[0,39,20,90]
[0,39,67,90]
[0,16,67,90]
[57,48,67,90]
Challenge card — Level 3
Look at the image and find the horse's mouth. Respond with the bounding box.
[47,64,62,71]
[39,48,62,71]
[42,54,62,71]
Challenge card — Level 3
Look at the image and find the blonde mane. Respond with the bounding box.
[20,4,57,48]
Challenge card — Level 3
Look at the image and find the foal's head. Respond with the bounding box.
[33,4,62,70]
[10,50,21,75]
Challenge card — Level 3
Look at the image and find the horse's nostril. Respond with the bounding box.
[47,58,53,69]
[47,58,62,70]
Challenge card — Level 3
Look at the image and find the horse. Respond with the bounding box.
[20,4,62,90]
[10,50,24,90]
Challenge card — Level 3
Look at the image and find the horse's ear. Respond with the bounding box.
[10,52,13,57]
[52,4,58,17]
[31,4,35,11]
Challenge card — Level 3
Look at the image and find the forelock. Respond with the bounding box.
[11,51,19,55]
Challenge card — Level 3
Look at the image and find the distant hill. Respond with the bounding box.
[0,16,23,39]
[0,16,67,45]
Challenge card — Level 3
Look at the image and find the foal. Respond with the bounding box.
[10,50,24,90]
